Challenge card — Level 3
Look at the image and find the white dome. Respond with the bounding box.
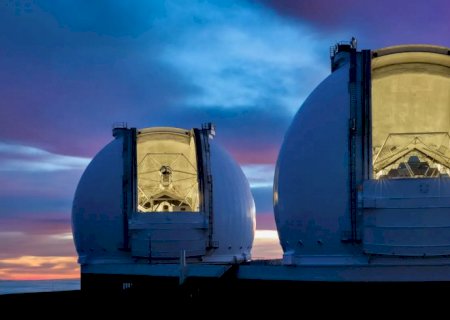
[275,44,450,262]
[72,126,255,265]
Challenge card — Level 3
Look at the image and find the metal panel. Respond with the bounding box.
[130,212,207,258]
[363,178,450,256]
[194,124,215,249]
[110,126,137,251]
[346,47,370,243]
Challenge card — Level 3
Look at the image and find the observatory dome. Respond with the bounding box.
[274,44,450,263]
[72,125,255,266]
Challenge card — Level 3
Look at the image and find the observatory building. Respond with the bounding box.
[73,41,450,297]
[273,43,450,281]
[72,124,255,290]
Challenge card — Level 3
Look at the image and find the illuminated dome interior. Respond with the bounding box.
[371,46,450,179]
[136,128,200,212]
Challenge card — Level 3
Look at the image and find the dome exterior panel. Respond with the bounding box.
[274,66,353,256]
[205,143,255,262]
[72,138,125,262]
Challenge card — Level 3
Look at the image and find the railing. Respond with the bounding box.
[112,122,128,129]
[330,38,357,58]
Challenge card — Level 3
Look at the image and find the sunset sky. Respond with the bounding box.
[0,0,449,280]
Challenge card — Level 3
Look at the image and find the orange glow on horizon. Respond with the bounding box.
[255,229,279,240]
[1,230,282,280]
[252,229,282,260]
[0,256,79,280]
[4,273,80,281]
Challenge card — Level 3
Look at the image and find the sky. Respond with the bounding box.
[0,0,449,280]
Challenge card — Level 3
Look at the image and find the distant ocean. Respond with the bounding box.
[0,279,80,295]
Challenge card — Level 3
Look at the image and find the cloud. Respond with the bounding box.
[260,0,450,49]
[0,2,190,157]
[0,255,78,280]
[0,255,74,268]
[0,142,83,255]
[0,170,82,199]
[0,231,77,260]
[251,186,274,214]
[35,0,166,37]
[0,215,71,235]
[0,142,90,172]
[159,0,330,112]
[0,0,337,161]
[256,213,277,230]
[242,164,274,188]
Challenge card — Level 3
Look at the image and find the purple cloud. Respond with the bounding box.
[0,0,337,161]
[0,231,76,259]
[260,0,450,48]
